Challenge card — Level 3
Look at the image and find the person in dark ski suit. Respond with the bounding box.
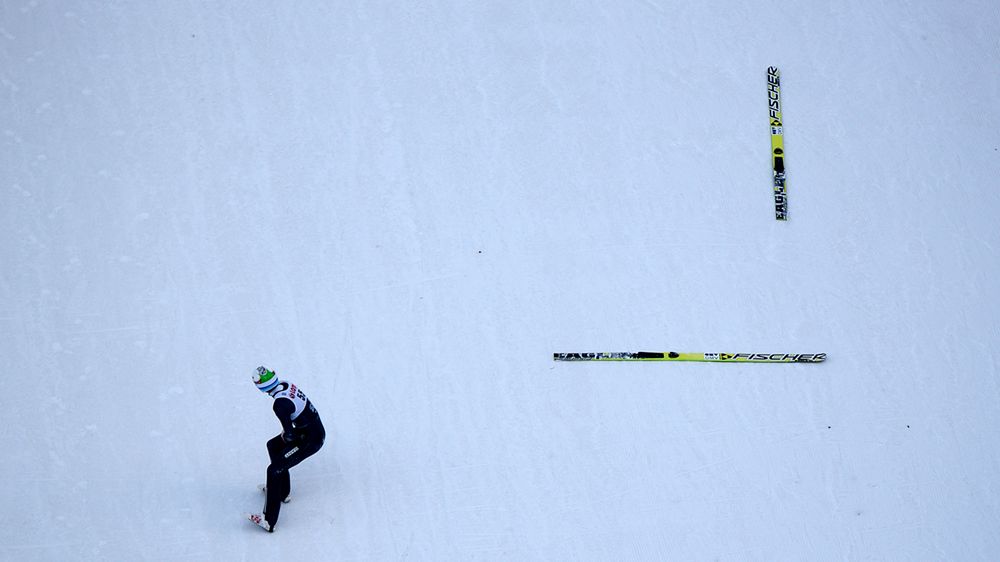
[249,366,325,532]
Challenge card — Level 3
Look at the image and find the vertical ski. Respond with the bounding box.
[767,66,787,221]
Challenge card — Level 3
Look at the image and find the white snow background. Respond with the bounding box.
[2,1,999,560]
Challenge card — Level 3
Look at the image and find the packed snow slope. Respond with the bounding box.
[3,1,999,560]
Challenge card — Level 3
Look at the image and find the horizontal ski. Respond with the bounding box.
[553,352,826,363]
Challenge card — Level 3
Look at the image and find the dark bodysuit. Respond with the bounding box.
[264,381,325,528]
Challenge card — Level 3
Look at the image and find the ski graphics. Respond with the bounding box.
[553,352,826,363]
[768,66,787,220]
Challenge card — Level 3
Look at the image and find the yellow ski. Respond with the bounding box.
[767,66,787,220]
[553,352,826,363]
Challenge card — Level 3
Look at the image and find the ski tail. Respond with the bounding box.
[553,352,826,363]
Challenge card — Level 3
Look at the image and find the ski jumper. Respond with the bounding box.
[263,381,325,527]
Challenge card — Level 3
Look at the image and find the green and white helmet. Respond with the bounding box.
[253,366,280,392]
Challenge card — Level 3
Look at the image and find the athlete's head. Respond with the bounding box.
[253,366,280,393]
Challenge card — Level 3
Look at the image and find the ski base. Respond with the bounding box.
[554,352,826,363]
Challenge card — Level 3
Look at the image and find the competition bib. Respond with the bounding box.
[272,382,309,420]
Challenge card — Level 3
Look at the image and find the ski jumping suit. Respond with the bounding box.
[264,381,325,528]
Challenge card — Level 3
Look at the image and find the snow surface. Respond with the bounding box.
[3,1,1000,560]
